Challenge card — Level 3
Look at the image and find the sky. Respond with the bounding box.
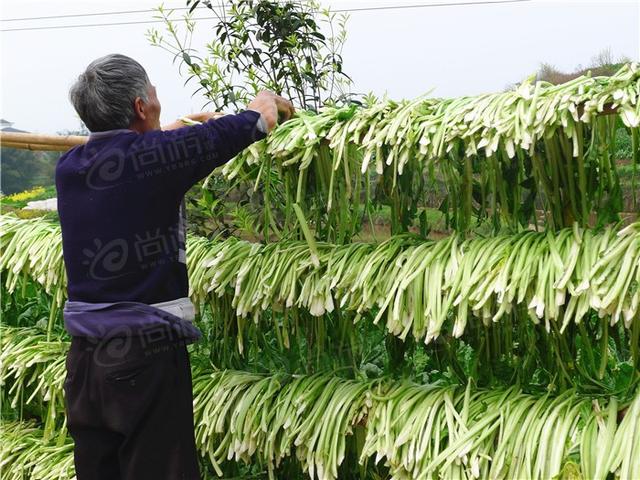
[1,0,639,134]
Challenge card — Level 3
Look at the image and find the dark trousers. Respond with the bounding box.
[63,335,201,480]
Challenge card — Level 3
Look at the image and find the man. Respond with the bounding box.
[56,53,294,480]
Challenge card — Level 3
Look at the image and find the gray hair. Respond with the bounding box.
[69,54,150,132]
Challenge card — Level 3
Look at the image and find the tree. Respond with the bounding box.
[534,48,630,85]
[147,0,355,239]
[147,0,351,111]
[0,148,58,195]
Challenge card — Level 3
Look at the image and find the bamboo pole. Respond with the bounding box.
[0,131,87,151]
[0,141,81,152]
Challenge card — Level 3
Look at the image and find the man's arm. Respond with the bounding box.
[163,91,295,133]
[152,91,294,195]
[161,112,225,132]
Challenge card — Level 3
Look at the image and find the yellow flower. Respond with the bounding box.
[4,186,46,203]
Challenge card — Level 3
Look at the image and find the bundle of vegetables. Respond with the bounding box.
[4,333,638,480]
[0,216,64,301]
[361,381,640,480]
[3,215,639,347]
[191,223,640,349]
[227,63,639,170]
[219,63,639,232]
[0,327,68,438]
[0,421,75,480]
[0,215,64,336]
[192,369,370,479]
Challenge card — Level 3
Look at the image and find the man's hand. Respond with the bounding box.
[247,91,295,133]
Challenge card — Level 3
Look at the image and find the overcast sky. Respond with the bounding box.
[1,0,638,134]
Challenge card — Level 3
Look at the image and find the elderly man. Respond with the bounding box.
[56,53,294,480]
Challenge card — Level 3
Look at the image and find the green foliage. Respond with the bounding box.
[148,0,351,111]
[0,281,62,331]
[615,125,633,160]
[184,175,263,239]
[0,148,58,195]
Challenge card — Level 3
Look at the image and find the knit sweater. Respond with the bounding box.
[55,110,265,307]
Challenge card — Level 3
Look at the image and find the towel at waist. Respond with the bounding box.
[62,297,201,343]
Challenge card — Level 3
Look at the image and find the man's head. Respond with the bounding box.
[69,54,161,133]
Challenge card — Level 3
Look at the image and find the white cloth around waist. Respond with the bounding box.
[149,297,196,322]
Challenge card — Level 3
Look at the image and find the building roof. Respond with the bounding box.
[1,126,27,133]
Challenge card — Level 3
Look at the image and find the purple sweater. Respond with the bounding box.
[55,110,265,339]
